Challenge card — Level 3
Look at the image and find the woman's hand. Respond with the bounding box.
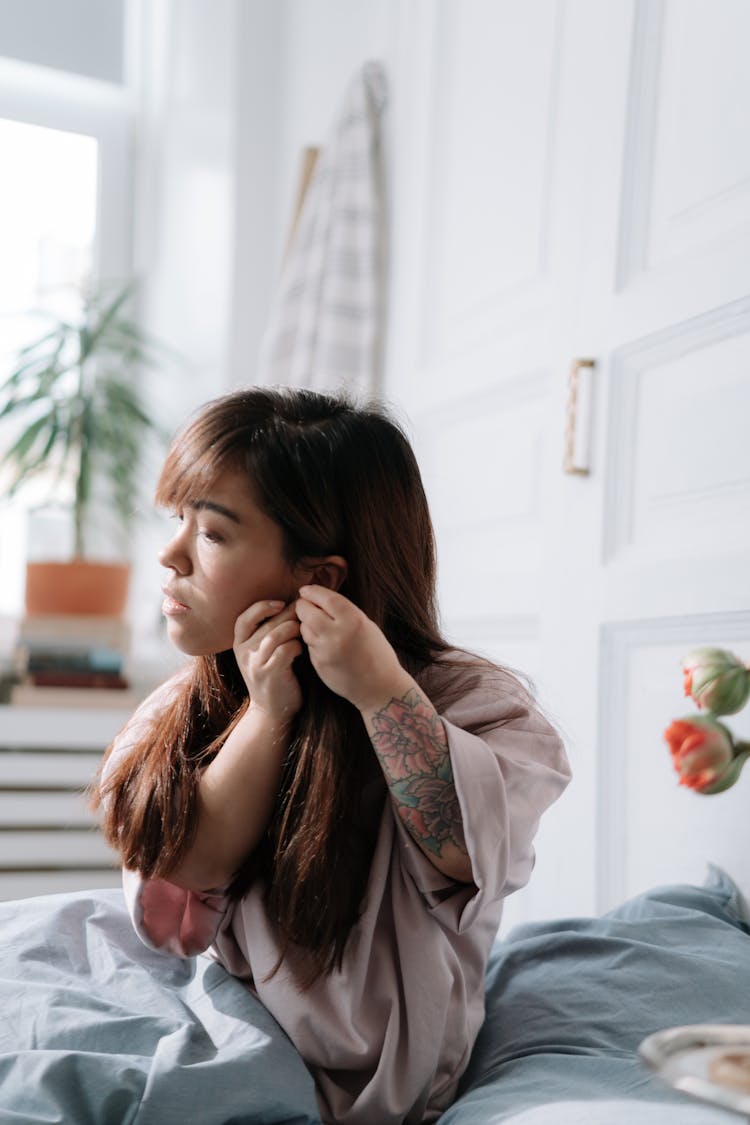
[233,600,304,720]
[296,586,472,882]
[295,586,412,713]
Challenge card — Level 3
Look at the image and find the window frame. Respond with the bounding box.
[0,53,135,287]
[0,23,138,614]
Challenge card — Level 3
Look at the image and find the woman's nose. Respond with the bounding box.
[158,528,191,574]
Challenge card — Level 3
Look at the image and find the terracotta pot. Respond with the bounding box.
[25,559,131,618]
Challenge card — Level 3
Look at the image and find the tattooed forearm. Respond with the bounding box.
[368,688,467,859]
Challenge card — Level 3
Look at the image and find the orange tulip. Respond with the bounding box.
[664,716,736,793]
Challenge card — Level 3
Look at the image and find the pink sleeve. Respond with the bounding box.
[101,673,231,958]
[396,669,571,932]
[122,867,230,957]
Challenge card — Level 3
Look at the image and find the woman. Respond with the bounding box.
[95,386,570,1125]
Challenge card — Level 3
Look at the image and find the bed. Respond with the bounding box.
[0,868,748,1124]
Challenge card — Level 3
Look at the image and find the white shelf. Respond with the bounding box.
[0,749,102,786]
[0,828,116,867]
[0,789,95,825]
[0,704,131,748]
[0,702,127,900]
[0,869,122,900]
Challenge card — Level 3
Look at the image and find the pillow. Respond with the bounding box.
[440,867,750,1124]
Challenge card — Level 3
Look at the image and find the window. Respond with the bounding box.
[0,45,134,614]
[0,118,98,357]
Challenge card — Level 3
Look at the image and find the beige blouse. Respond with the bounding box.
[114,656,571,1124]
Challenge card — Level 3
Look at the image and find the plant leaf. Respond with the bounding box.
[0,410,56,471]
[81,282,137,359]
[2,277,173,550]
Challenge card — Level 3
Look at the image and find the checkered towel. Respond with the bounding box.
[256,61,387,398]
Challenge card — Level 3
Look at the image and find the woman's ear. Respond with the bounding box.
[300,555,348,591]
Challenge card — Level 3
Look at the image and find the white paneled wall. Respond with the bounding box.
[382,0,750,924]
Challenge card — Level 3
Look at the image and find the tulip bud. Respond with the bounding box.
[682,647,750,716]
[664,715,740,794]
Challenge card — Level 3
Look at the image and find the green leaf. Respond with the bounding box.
[3,415,62,492]
[2,277,173,551]
[3,341,65,385]
[82,282,137,358]
[0,363,70,417]
[13,325,67,358]
[78,324,90,363]
[0,411,55,470]
[95,378,158,432]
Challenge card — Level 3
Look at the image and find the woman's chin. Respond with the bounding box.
[165,622,233,657]
[175,642,229,657]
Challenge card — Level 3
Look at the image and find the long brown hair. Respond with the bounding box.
[95,387,482,980]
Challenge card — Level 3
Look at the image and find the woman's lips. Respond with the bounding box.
[162,594,190,615]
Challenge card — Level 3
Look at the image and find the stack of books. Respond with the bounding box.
[10,615,138,708]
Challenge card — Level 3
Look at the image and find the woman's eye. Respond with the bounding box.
[200,529,223,544]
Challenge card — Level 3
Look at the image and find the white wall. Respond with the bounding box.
[0,0,125,84]
[138,0,390,393]
[228,0,392,388]
[228,0,284,390]
[273,0,391,267]
[129,0,391,672]
[134,0,240,405]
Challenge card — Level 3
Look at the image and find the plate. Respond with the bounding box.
[639,1024,750,1119]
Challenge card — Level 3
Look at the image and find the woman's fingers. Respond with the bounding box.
[234,600,294,647]
[264,637,304,670]
[257,617,301,661]
[294,598,330,640]
[297,584,343,618]
[234,606,304,718]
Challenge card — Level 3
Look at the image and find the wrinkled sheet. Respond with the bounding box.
[0,888,320,1124]
[1,872,748,1125]
[444,867,750,1124]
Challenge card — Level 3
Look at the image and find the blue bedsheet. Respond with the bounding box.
[0,888,320,1124]
[446,866,750,1124]
[0,869,747,1124]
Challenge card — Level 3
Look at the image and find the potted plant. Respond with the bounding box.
[0,281,168,617]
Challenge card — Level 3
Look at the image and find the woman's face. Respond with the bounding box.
[159,467,299,655]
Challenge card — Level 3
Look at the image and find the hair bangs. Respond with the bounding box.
[154,422,248,512]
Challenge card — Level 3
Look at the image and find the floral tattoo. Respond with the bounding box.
[369,689,467,858]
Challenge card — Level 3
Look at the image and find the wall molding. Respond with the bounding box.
[602,295,750,563]
[615,0,664,289]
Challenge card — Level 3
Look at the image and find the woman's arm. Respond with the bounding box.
[295,586,472,883]
[361,684,472,883]
[167,599,303,892]
[165,707,292,892]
